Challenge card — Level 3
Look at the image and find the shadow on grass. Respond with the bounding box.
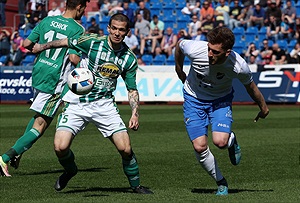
[192,188,274,194]
[18,167,109,175]
[64,187,133,194]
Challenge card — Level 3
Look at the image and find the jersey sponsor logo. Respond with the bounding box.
[50,21,68,31]
[97,62,120,78]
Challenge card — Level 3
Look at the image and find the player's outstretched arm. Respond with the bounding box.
[244,81,269,122]
[175,40,186,84]
[128,89,140,131]
[32,38,69,54]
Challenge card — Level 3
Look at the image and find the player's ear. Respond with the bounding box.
[226,49,232,56]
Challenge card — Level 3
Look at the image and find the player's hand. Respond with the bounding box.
[254,109,269,122]
[128,116,139,131]
[32,43,42,54]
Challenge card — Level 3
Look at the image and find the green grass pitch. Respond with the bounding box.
[0,104,299,203]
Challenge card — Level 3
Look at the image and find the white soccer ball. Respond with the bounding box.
[67,68,94,95]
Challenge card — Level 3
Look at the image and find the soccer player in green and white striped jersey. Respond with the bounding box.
[0,0,89,177]
[32,13,153,194]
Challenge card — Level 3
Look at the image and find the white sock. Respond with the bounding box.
[227,132,235,148]
[195,147,224,182]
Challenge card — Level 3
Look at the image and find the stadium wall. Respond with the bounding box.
[0,64,299,104]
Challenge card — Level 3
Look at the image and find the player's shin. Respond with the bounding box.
[195,147,224,182]
[122,151,140,189]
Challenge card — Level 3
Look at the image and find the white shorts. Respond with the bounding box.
[30,88,62,118]
[56,98,127,137]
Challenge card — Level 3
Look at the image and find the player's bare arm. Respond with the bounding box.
[32,38,69,54]
[244,81,269,122]
[175,40,186,83]
[128,89,139,131]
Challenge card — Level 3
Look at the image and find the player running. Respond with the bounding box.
[0,0,89,177]
[175,27,269,195]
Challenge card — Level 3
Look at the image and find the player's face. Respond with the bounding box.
[207,43,230,65]
[107,20,129,44]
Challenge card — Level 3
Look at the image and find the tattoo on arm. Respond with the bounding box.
[128,90,139,117]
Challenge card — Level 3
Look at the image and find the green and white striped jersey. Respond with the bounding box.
[63,35,138,103]
[27,15,84,94]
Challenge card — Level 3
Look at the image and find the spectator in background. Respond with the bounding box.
[282,0,296,23]
[181,0,201,16]
[99,0,111,20]
[201,14,215,36]
[99,28,105,36]
[122,1,135,28]
[124,29,139,55]
[87,17,100,35]
[0,0,6,26]
[150,15,164,32]
[193,27,206,41]
[228,0,243,30]
[177,28,191,41]
[135,1,151,22]
[295,18,300,43]
[135,13,150,55]
[137,55,145,65]
[288,43,300,64]
[146,26,163,56]
[245,42,260,64]
[10,30,27,65]
[264,0,282,26]
[108,1,124,16]
[238,1,253,29]
[200,1,214,23]
[188,15,201,39]
[260,39,273,65]
[214,0,230,27]
[271,43,287,64]
[0,29,11,65]
[48,1,62,16]
[249,3,265,29]
[266,14,280,42]
[280,15,294,42]
[157,27,178,57]
[25,3,48,32]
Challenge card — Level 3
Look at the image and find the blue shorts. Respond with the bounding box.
[183,90,234,141]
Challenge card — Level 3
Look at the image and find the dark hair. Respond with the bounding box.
[207,27,235,51]
[66,0,90,10]
[109,13,130,30]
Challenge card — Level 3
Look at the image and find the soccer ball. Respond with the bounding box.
[67,68,94,95]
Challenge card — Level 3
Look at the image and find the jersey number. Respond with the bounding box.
[44,31,67,60]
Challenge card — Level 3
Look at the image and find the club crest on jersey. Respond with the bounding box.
[97,62,120,78]
[216,72,225,79]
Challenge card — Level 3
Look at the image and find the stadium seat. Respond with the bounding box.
[21,55,36,66]
[276,39,288,50]
[129,2,138,10]
[24,29,32,38]
[232,27,245,41]
[141,54,153,65]
[287,39,297,52]
[152,54,166,65]
[233,40,245,55]
[0,55,9,65]
[166,54,175,65]
[81,15,87,28]
[257,26,267,42]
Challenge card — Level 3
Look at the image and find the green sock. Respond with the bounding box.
[24,117,35,134]
[58,150,78,174]
[11,128,40,155]
[123,152,140,188]
[1,118,36,163]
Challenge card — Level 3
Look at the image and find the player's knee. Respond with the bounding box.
[193,142,207,153]
[213,139,228,149]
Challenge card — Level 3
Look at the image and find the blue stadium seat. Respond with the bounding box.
[233,40,245,55]
[0,55,9,65]
[129,2,138,10]
[24,29,32,38]
[232,27,245,41]
[166,54,175,65]
[257,26,267,42]
[141,54,153,65]
[21,55,36,66]
[276,39,288,50]
[244,26,258,42]
[287,39,297,52]
[81,15,87,28]
[152,54,166,65]
[150,2,162,9]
